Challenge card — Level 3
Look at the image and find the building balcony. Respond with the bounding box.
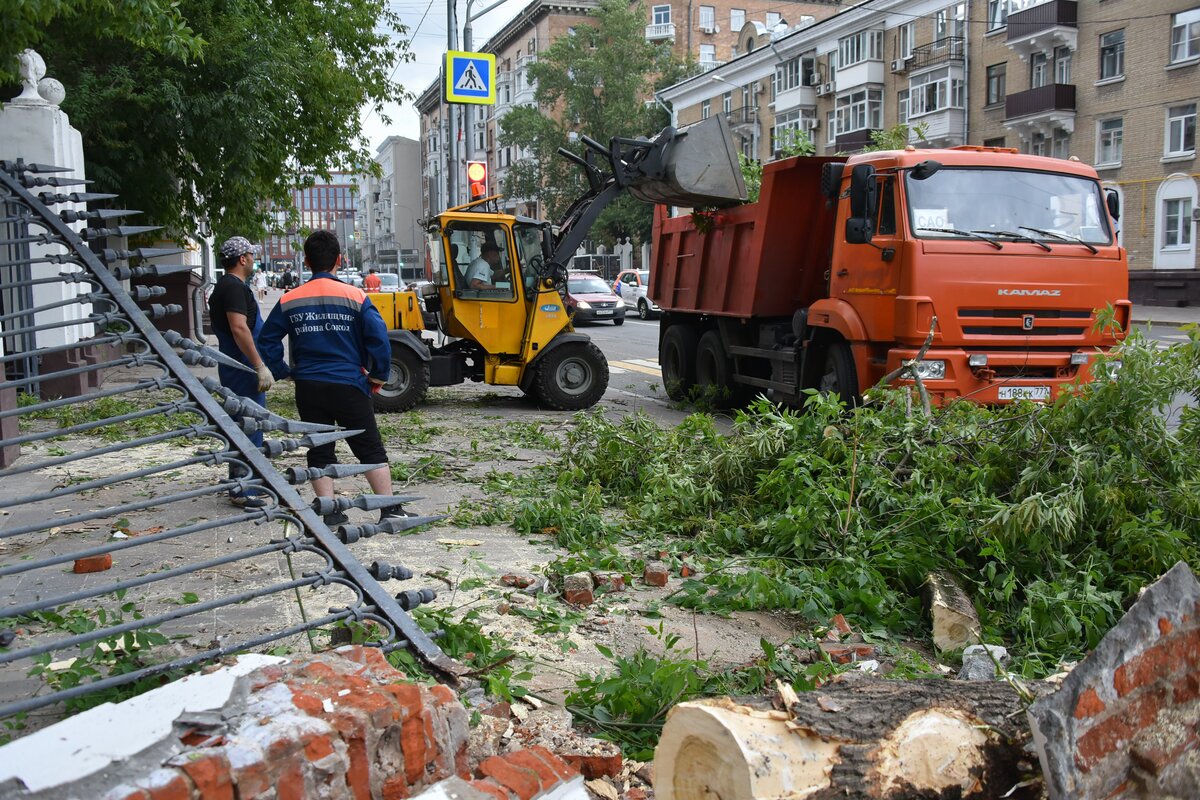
[836,128,878,152]
[1004,83,1076,139]
[645,22,675,41]
[725,106,758,130]
[513,82,537,105]
[834,61,885,92]
[774,85,817,113]
[1006,0,1077,58]
[910,37,965,71]
[907,108,964,147]
[516,53,537,71]
[697,59,726,74]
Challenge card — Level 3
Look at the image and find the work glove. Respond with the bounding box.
[369,379,384,395]
[256,364,275,393]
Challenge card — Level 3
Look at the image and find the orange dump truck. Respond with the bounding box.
[651,146,1131,405]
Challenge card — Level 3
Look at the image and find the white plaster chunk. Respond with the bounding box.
[0,654,284,792]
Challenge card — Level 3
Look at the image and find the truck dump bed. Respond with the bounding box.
[650,155,842,319]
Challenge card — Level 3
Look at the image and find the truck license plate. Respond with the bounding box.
[999,386,1050,401]
[596,309,613,316]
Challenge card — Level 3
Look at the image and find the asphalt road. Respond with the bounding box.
[577,316,1196,411]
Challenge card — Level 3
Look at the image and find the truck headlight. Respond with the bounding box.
[912,359,946,380]
[576,301,591,310]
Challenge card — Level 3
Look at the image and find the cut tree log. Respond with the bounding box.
[654,674,1041,800]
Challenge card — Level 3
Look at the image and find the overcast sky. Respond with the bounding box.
[359,0,527,150]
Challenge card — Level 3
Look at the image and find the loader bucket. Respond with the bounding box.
[627,115,747,208]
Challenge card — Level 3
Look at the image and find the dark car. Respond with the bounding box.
[565,272,625,325]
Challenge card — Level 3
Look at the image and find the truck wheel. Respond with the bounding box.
[373,344,429,412]
[660,324,698,401]
[818,340,859,402]
[535,341,609,410]
[638,299,652,320]
[695,330,744,407]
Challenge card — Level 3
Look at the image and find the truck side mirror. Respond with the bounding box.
[846,164,877,244]
[909,160,941,181]
[1105,188,1121,222]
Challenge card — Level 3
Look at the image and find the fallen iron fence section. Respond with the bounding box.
[0,162,463,722]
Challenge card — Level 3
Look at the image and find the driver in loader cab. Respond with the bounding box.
[467,242,501,289]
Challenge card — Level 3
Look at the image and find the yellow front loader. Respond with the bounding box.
[366,116,746,412]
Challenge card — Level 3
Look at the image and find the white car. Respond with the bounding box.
[376,273,401,292]
[612,269,660,319]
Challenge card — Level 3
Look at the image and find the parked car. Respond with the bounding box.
[376,273,401,292]
[612,269,660,319]
[565,272,625,325]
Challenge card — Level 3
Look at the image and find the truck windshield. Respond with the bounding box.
[906,168,1113,245]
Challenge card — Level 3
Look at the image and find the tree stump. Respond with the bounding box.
[654,675,1041,800]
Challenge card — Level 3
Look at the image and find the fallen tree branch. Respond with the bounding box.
[878,316,938,418]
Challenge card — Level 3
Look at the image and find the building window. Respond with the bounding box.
[652,5,671,25]
[1164,199,1193,247]
[699,5,715,31]
[766,12,781,27]
[1031,132,1048,156]
[838,30,884,67]
[1166,103,1197,155]
[774,57,802,94]
[1054,46,1072,84]
[1170,8,1200,63]
[701,99,711,120]
[730,8,744,30]
[699,44,716,67]
[773,109,800,154]
[986,0,1006,31]
[826,110,837,145]
[1030,52,1048,88]
[1052,129,1071,159]
[935,3,965,41]
[1097,118,1123,165]
[897,23,914,60]
[897,89,909,124]
[835,87,883,133]
[984,136,1006,148]
[986,64,1006,105]
[908,68,964,117]
[723,92,732,114]
[1099,30,1124,79]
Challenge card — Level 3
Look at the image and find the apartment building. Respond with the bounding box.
[356,136,424,280]
[661,0,1200,300]
[264,174,358,268]
[416,0,840,221]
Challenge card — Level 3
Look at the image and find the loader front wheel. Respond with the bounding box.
[373,344,429,413]
[534,341,609,410]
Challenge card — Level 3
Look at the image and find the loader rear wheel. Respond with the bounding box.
[660,324,698,401]
[373,344,429,413]
[534,341,609,410]
[817,340,859,403]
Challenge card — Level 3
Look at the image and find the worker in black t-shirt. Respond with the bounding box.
[208,236,275,508]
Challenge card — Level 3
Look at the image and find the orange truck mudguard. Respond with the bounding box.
[651,146,1130,406]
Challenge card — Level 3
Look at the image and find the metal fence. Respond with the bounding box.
[0,162,462,723]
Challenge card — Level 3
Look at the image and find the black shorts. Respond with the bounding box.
[293,380,389,469]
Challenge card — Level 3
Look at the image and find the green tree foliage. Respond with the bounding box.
[863,121,930,152]
[498,0,686,247]
[0,0,204,78]
[740,129,815,203]
[28,0,410,240]
[517,328,1200,676]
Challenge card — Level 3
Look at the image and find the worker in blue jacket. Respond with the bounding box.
[258,230,398,526]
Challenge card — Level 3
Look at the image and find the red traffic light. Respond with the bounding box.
[466,160,488,199]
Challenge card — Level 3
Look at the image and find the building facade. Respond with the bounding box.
[660,0,1199,298]
[264,174,359,269]
[357,136,424,281]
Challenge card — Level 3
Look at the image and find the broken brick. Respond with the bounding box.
[819,643,877,664]
[563,573,595,606]
[643,561,669,588]
[73,553,114,573]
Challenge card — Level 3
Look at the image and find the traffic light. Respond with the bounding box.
[466,160,488,199]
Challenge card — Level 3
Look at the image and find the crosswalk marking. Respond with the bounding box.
[609,366,628,374]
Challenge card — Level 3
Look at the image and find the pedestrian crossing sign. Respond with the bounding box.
[445,51,496,105]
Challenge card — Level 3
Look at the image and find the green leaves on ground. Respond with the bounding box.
[530,330,1200,675]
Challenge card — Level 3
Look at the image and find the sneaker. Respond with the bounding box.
[379,507,415,524]
[323,511,350,526]
[230,492,269,509]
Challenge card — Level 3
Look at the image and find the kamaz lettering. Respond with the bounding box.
[997,289,1062,297]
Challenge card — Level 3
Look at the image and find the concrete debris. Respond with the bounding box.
[563,573,596,606]
[959,644,1010,681]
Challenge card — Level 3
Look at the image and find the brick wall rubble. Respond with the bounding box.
[1028,561,1200,799]
[0,646,586,800]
